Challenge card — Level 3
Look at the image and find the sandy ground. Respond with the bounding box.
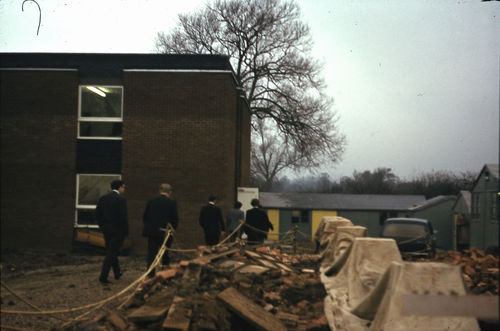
[1,249,153,330]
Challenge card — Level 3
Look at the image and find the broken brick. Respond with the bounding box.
[157,268,177,280]
[108,312,127,331]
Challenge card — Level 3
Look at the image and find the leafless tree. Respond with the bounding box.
[156,0,345,186]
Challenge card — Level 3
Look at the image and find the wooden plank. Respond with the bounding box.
[128,304,169,323]
[235,264,270,275]
[402,294,499,320]
[162,296,192,331]
[217,287,287,331]
[192,248,240,264]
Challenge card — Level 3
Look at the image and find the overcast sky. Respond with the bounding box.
[0,0,498,180]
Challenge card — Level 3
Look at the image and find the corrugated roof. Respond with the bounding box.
[408,195,457,211]
[259,192,426,211]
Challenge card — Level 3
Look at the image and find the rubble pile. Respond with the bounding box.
[73,245,329,331]
[407,247,499,296]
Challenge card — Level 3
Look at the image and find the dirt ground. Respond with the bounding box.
[0,248,156,330]
[1,246,498,331]
[1,243,324,331]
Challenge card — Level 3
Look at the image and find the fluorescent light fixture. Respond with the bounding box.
[98,87,111,93]
[86,86,106,97]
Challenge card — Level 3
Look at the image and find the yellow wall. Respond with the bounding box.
[267,209,280,241]
[311,210,338,240]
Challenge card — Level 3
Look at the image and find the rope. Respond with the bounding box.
[1,229,174,322]
[215,219,247,247]
[296,229,314,240]
[1,281,68,322]
[1,222,310,328]
[0,325,28,331]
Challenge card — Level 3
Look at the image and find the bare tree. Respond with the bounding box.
[250,119,305,191]
[156,0,345,185]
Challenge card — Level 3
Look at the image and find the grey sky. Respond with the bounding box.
[0,0,498,179]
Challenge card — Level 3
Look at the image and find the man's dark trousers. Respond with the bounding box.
[147,235,173,277]
[100,229,124,281]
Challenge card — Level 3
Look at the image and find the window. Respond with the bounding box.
[78,86,123,139]
[471,193,479,218]
[75,174,121,227]
[291,210,309,223]
[489,192,497,220]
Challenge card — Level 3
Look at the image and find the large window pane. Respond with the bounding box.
[77,174,121,206]
[80,86,122,118]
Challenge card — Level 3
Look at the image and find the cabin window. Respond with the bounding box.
[471,193,479,218]
[291,210,309,223]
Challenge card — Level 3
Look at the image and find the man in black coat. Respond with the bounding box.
[142,183,179,277]
[96,179,128,284]
[245,198,274,243]
[199,195,225,245]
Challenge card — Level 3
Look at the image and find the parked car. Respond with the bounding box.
[380,217,437,258]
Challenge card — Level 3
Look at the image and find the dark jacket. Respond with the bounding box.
[226,208,244,232]
[245,207,273,242]
[199,203,225,235]
[142,194,179,237]
[95,191,128,237]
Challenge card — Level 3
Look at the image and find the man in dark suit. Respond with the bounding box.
[142,183,179,277]
[245,198,274,243]
[199,195,225,245]
[95,179,128,284]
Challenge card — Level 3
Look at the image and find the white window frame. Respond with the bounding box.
[78,85,123,140]
[74,173,122,228]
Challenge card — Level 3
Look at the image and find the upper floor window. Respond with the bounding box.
[78,86,123,139]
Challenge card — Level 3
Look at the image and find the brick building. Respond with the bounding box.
[0,53,251,252]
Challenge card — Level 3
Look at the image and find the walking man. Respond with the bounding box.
[142,183,179,277]
[245,198,273,243]
[199,195,225,245]
[96,179,128,284]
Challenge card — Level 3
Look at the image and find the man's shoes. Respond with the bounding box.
[114,271,123,280]
[99,277,111,284]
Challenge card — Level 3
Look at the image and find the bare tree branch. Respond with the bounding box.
[156,0,346,187]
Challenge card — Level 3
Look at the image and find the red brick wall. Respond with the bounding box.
[0,68,250,253]
[122,71,249,249]
[0,70,78,251]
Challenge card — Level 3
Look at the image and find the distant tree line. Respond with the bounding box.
[251,167,477,199]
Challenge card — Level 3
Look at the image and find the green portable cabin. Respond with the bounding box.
[259,192,426,240]
[469,164,499,251]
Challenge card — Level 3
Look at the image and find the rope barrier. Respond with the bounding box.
[0,281,68,322]
[1,221,317,329]
[0,325,28,331]
[215,219,247,247]
[1,229,174,327]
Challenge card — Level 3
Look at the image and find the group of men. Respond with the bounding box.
[95,180,273,284]
[198,196,274,246]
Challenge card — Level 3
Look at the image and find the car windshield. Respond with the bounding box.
[382,222,427,238]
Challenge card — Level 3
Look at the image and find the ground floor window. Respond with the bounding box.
[75,174,121,228]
